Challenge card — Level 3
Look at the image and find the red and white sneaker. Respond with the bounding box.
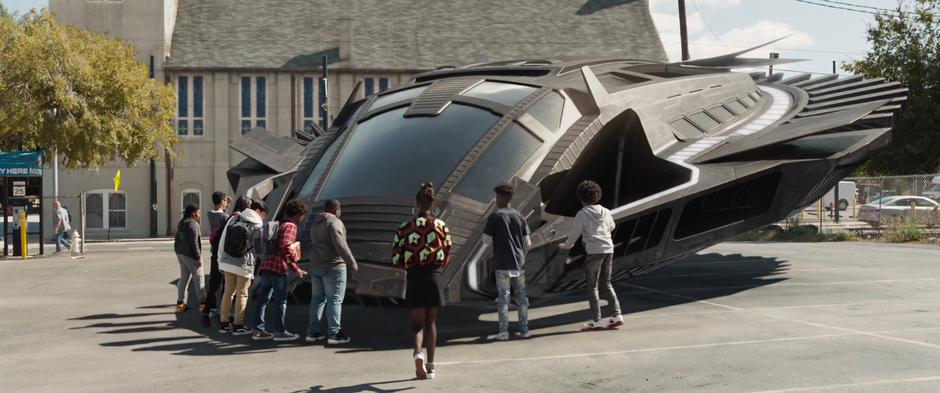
[606,315,624,329]
[581,320,606,331]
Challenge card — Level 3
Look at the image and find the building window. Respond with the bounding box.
[302,76,328,133]
[84,190,127,229]
[240,75,267,134]
[176,75,204,136]
[362,76,391,98]
[181,188,201,210]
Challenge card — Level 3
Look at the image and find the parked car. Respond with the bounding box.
[857,196,940,227]
[923,176,940,201]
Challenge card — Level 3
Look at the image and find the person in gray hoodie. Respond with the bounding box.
[217,199,266,335]
[560,180,624,331]
[306,199,359,345]
[174,204,205,313]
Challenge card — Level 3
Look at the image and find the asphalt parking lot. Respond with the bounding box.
[3,241,940,392]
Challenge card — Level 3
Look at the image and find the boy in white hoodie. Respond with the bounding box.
[218,199,266,335]
[560,180,624,331]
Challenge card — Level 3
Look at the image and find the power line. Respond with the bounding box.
[689,0,730,49]
[794,0,918,16]
[793,0,879,14]
[816,0,894,12]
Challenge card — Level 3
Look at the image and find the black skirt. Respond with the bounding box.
[405,265,444,309]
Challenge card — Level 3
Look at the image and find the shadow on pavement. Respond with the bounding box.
[69,252,788,356]
[292,379,417,393]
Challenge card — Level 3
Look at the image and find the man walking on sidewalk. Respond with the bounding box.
[306,199,358,345]
[483,183,532,340]
[53,200,71,254]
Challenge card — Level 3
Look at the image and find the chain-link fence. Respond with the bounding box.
[789,174,940,232]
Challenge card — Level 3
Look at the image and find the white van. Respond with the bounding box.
[820,180,857,211]
[922,176,940,200]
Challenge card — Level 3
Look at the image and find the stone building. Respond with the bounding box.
[46,0,665,238]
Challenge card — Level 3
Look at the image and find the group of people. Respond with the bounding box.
[172,192,357,344]
[173,180,624,381]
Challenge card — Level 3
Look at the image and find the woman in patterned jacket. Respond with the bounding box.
[393,182,452,380]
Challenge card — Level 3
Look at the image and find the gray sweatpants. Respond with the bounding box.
[585,253,621,321]
[177,254,206,305]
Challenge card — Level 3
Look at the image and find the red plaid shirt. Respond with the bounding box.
[259,218,301,276]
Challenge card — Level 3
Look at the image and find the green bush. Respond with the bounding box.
[884,218,924,243]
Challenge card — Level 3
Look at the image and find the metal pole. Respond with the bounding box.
[19,210,26,260]
[2,180,7,257]
[321,55,330,129]
[38,175,43,256]
[834,183,840,223]
[832,60,837,74]
[80,191,85,255]
[678,0,690,61]
[53,147,58,201]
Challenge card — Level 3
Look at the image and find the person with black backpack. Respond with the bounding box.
[218,198,266,335]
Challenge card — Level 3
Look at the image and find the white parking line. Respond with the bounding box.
[746,376,940,393]
[436,326,940,367]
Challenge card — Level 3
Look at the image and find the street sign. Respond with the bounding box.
[12,186,25,196]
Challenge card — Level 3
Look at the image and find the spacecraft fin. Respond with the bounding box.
[679,36,808,68]
[694,99,890,163]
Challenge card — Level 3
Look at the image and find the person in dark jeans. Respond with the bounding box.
[560,180,623,331]
[482,183,532,341]
[202,191,231,326]
[252,199,309,342]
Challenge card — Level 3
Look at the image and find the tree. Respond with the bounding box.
[0,9,177,168]
[845,0,940,175]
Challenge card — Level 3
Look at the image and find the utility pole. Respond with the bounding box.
[148,55,158,237]
[678,0,690,61]
[832,59,840,224]
[768,52,779,78]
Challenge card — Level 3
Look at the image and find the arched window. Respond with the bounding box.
[84,190,127,229]
[181,188,201,211]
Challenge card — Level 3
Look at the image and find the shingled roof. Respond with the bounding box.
[166,0,666,70]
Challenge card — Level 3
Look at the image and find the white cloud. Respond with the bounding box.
[650,0,815,62]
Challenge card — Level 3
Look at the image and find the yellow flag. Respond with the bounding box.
[113,169,122,192]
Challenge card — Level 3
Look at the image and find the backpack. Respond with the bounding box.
[223,216,256,259]
[257,221,281,260]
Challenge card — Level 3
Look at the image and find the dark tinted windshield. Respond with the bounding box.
[455,123,541,202]
[296,136,344,200]
[317,104,500,199]
[526,91,564,132]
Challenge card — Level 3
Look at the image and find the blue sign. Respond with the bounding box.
[0,151,43,177]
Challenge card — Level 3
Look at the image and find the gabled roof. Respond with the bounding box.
[166,0,666,70]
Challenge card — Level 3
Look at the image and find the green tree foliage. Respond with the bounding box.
[845,0,940,175]
[0,9,177,168]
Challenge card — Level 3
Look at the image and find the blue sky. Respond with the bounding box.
[3,0,895,74]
